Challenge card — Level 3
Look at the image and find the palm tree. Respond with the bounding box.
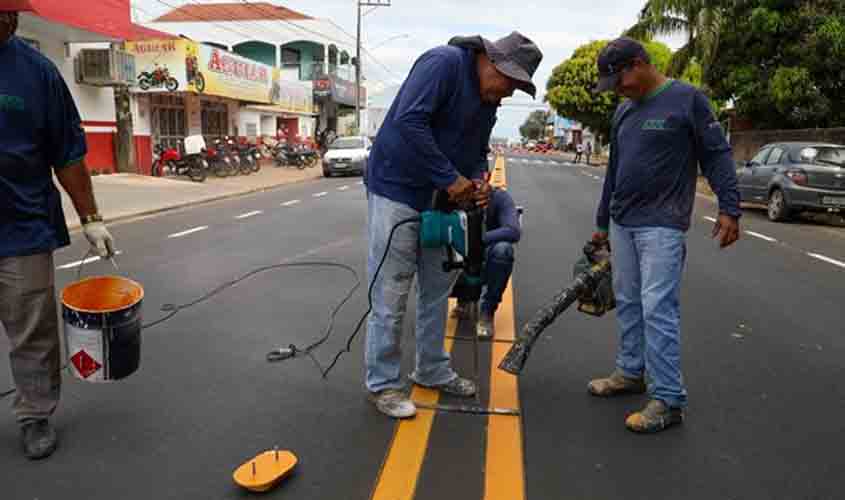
[625,0,724,84]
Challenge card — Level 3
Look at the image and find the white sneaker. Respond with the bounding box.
[368,389,417,419]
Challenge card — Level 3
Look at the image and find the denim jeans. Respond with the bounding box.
[610,221,688,408]
[480,241,515,316]
[365,193,459,393]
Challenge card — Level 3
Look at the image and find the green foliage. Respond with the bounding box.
[519,110,548,141]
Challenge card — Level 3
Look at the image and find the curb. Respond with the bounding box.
[67,173,323,232]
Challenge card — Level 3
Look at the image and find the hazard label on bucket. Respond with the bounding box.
[71,350,102,379]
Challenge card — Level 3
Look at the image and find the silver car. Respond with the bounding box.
[737,142,845,221]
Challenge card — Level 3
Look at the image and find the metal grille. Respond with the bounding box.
[150,95,187,152]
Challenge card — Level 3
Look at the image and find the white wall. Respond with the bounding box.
[238,109,261,140]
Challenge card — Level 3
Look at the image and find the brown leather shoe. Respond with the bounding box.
[587,369,647,397]
[625,399,684,433]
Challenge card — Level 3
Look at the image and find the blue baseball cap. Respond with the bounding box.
[595,37,650,93]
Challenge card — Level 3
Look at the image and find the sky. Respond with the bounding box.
[133,0,683,139]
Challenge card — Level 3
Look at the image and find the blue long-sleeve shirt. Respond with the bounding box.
[484,189,522,245]
[366,45,497,212]
[596,80,741,232]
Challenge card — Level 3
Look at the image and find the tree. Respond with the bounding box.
[545,39,680,142]
[709,1,845,129]
[519,110,548,141]
[625,0,725,85]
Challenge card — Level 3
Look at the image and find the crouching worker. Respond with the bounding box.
[452,186,522,338]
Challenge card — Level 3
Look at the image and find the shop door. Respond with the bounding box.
[151,95,187,153]
[202,102,229,142]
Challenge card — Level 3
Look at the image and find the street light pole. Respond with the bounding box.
[357,0,391,135]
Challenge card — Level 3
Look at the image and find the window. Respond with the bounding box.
[201,101,229,140]
[766,148,784,165]
[750,148,771,165]
[281,48,300,67]
[150,95,187,152]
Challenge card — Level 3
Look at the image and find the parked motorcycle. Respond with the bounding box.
[223,136,250,175]
[152,144,207,182]
[207,140,235,177]
[139,65,178,92]
[237,141,262,173]
[273,143,307,170]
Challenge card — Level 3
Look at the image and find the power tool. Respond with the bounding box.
[420,190,486,301]
[498,238,615,375]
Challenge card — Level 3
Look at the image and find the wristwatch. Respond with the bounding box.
[80,214,104,225]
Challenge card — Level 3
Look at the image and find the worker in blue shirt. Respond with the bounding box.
[452,187,522,338]
[588,37,741,433]
[0,9,116,459]
[365,32,542,419]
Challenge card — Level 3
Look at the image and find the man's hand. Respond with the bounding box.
[447,175,475,204]
[472,179,492,209]
[712,214,740,248]
[83,221,116,258]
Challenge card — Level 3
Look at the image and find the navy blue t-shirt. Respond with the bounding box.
[367,45,497,212]
[484,188,521,245]
[0,36,87,258]
[596,80,741,232]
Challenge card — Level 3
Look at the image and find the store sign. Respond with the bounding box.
[313,75,365,107]
[314,78,332,98]
[126,39,312,113]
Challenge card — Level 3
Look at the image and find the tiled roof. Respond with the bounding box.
[154,3,312,23]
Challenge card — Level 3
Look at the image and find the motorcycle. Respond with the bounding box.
[237,141,262,174]
[152,144,207,182]
[273,143,307,170]
[207,140,235,177]
[138,65,178,92]
[224,136,250,176]
[186,56,205,93]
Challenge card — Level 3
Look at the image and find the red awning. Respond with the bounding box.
[8,0,173,40]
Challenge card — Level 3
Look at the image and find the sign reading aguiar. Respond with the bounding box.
[125,39,313,114]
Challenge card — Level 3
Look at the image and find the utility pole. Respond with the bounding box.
[356,0,391,135]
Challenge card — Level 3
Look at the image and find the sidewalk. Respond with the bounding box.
[62,162,323,230]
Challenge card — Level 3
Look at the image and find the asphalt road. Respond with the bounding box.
[2,153,844,499]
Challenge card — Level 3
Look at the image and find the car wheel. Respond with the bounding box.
[768,188,791,222]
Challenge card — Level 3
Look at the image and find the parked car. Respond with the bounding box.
[323,136,371,177]
[737,142,845,221]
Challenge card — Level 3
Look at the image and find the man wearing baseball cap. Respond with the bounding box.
[588,37,741,433]
[364,32,541,418]
[1,7,116,458]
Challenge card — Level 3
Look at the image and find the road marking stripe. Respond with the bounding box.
[281,199,301,207]
[234,210,263,219]
[807,253,845,269]
[746,231,777,242]
[357,181,365,185]
[703,216,717,223]
[167,226,209,238]
[338,185,350,191]
[370,303,458,500]
[485,282,525,500]
[313,191,328,198]
[57,251,124,270]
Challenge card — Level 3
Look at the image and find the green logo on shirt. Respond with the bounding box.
[0,94,25,112]
[642,119,669,131]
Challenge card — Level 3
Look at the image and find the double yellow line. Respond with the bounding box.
[370,155,525,500]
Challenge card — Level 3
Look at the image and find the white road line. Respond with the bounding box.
[357,181,364,185]
[281,199,301,207]
[313,191,328,198]
[746,231,777,242]
[57,251,124,270]
[338,185,350,191]
[167,225,209,239]
[703,216,717,223]
[235,210,263,219]
[807,253,845,269]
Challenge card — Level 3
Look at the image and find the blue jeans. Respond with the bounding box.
[365,193,459,393]
[480,242,515,316]
[610,221,688,408]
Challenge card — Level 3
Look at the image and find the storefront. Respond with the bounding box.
[313,74,366,136]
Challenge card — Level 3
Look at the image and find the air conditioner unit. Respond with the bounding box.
[74,48,136,87]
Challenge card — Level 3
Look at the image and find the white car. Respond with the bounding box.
[323,136,371,177]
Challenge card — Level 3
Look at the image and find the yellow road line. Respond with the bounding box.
[370,300,458,500]
[491,154,507,189]
[484,155,525,500]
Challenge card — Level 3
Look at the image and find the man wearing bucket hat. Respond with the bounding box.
[0,7,116,459]
[364,32,542,418]
[588,37,741,433]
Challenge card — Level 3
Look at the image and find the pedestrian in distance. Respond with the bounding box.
[585,141,593,165]
[364,32,542,419]
[589,37,741,433]
[0,7,117,459]
[575,142,584,163]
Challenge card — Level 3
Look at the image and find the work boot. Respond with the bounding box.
[413,376,477,398]
[451,300,475,320]
[477,311,495,339]
[587,369,647,397]
[368,389,416,419]
[21,419,58,460]
[625,399,684,433]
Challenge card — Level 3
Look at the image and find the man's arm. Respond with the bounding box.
[56,160,98,218]
[484,191,522,245]
[393,51,462,189]
[691,91,741,248]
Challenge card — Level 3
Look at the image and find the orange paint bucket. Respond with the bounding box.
[61,276,144,382]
